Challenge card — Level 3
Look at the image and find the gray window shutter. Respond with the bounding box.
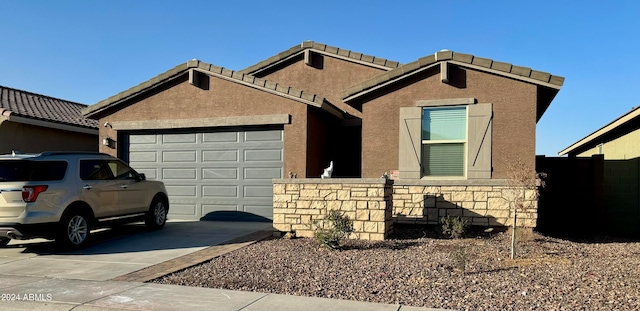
[467,103,492,179]
[399,107,422,179]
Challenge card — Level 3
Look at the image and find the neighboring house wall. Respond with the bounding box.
[0,120,97,153]
[577,127,640,160]
[359,67,537,179]
[97,75,316,177]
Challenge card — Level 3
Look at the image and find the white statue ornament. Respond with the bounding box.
[321,161,333,179]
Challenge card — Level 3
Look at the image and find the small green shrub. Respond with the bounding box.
[440,216,469,239]
[452,242,469,274]
[313,210,354,250]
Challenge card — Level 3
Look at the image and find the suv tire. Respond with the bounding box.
[57,210,91,249]
[145,198,167,230]
[0,238,10,248]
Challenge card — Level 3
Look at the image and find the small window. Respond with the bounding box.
[0,161,67,181]
[80,160,114,180]
[421,107,466,177]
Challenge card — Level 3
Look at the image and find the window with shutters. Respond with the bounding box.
[398,101,492,180]
[421,107,466,177]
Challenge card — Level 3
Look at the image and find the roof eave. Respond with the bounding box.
[1,113,98,135]
[558,107,640,156]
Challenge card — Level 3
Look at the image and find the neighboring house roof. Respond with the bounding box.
[558,106,640,156]
[239,41,401,76]
[83,60,344,119]
[0,85,98,134]
[341,50,565,120]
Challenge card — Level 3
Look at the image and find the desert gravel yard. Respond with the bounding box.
[153,227,640,310]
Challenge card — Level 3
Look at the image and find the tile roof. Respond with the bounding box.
[239,41,401,75]
[341,50,565,101]
[83,60,343,119]
[0,85,98,129]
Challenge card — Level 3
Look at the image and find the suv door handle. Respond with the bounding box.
[120,184,128,189]
[82,185,92,190]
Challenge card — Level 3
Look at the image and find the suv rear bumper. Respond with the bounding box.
[0,222,57,240]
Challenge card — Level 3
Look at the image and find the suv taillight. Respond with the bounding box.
[22,185,48,203]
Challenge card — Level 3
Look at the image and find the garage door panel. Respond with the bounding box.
[163,151,197,162]
[202,185,238,198]
[202,150,238,162]
[163,168,197,180]
[129,151,157,162]
[130,135,157,144]
[244,167,282,179]
[202,168,238,179]
[166,185,197,197]
[244,186,273,198]
[245,149,282,161]
[169,204,197,216]
[245,130,282,142]
[162,133,196,143]
[203,132,239,142]
[127,127,282,221]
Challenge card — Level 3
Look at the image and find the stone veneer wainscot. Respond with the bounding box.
[392,179,538,227]
[272,178,393,241]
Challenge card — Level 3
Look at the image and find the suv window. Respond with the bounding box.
[0,160,68,181]
[80,160,114,180]
[108,160,137,180]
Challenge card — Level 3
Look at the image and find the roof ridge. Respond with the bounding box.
[341,50,565,100]
[239,41,401,75]
[0,84,88,108]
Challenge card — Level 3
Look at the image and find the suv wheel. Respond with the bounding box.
[145,198,167,230]
[58,212,90,249]
[0,238,10,247]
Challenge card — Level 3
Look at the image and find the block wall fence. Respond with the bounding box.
[272,179,537,241]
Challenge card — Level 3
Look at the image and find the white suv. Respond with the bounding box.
[0,152,169,249]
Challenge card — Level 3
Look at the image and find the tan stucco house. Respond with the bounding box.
[83,41,564,225]
[0,85,98,154]
[559,106,640,159]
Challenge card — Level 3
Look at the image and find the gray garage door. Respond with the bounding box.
[124,127,283,221]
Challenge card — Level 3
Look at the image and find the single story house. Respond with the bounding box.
[83,41,564,227]
[0,85,98,154]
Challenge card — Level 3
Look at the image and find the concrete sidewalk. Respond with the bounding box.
[0,274,448,310]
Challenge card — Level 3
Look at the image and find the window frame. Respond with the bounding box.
[420,106,468,179]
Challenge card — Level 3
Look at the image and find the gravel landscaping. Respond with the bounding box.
[153,226,640,310]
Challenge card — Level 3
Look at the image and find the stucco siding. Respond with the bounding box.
[259,54,387,116]
[0,120,97,154]
[359,67,537,179]
[577,127,640,160]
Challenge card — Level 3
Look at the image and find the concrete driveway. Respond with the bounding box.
[0,220,272,281]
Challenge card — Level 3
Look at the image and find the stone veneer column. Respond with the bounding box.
[272,178,393,241]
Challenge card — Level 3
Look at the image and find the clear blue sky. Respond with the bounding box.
[1,0,638,156]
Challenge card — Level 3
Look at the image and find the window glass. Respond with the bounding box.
[0,161,67,181]
[422,107,466,140]
[108,161,135,180]
[421,106,466,177]
[422,144,465,176]
[80,160,114,180]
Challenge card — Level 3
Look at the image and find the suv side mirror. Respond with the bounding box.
[136,173,146,181]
